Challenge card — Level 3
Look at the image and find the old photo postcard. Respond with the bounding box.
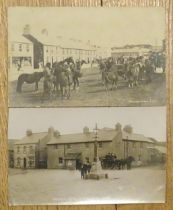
[8,107,166,205]
[8,7,166,107]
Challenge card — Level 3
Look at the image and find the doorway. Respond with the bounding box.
[23,158,27,169]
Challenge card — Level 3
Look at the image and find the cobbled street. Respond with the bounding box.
[9,166,165,205]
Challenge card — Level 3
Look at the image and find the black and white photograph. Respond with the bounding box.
[8,7,166,107]
[8,107,166,205]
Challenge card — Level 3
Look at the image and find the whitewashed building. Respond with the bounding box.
[111,46,151,58]
[22,25,98,68]
[8,34,34,70]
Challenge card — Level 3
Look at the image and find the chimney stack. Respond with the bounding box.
[123,125,133,134]
[115,123,122,132]
[83,126,90,134]
[26,129,32,136]
[48,127,54,138]
[41,28,48,36]
[54,130,60,137]
[23,24,31,35]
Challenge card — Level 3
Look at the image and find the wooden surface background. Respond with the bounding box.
[0,0,173,210]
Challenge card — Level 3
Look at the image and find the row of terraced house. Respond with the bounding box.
[8,123,166,169]
[8,24,111,71]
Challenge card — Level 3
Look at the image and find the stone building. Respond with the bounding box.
[46,124,159,169]
[13,128,54,169]
[8,139,18,168]
[11,124,165,170]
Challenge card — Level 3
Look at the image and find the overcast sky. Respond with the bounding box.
[8,107,166,141]
[8,7,165,47]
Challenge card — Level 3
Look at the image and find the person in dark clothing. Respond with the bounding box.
[81,164,85,179]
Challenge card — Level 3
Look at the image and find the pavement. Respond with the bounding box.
[8,166,166,205]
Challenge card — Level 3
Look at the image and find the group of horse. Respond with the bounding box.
[16,57,86,100]
[15,54,164,101]
[100,153,135,170]
[97,55,160,91]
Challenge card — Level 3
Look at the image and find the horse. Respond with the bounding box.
[102,64,119,91]
[101,154,135,170]
[16,71,44,93]
[70,60,86,90]
[118,156,135,170]
[52,58,74,99]
[126,63,140,88]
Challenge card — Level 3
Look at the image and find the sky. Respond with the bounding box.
[8,7,165,47]
[8,107,166,141]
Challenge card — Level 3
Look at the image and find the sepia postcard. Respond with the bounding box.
[8,7,166,107]
[8,107,166,205]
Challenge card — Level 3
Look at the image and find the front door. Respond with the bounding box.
[76,159,81,170]
[23,158,27,169]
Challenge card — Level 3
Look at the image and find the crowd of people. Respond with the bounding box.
[97,51,165,89]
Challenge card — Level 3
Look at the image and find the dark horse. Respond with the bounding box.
[101,154,135,170]
[70,60,87,90]
[16,71,44,93]
[52,57,74,99]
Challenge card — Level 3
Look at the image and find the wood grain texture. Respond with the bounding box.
[0,0,172,210]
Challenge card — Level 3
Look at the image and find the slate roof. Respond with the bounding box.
[24,32,96,50]
[8,139,19,150]
[47,128,153,145]
[28,33,61,46]
[47,129,117,145]
[122,131,153,143]
[14,127,155,146]
[9,34,33,44]
[14,132,47,145]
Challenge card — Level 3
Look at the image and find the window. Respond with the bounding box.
[19,44,22,52]
[17,146,20,153]
[85,143,89,148]
[46,46,48,53]
[98,142,103,148]
[23,146,26,154]
[67,144,71,149]
[140,142,143,148]
[59,157,63,164]
[54,145,58,149]
[17,157,21,167]
[26,44,30,52]
[28,157,35,168]
[132,142,136,148]
[29,146,34,154]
